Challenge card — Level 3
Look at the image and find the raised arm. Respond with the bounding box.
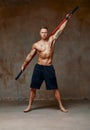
[48,13,71,41]
[21,44,37,71]
[52,6,79,40]
[53,19,68,40]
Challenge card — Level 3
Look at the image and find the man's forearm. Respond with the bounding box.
[22,59,30,69]
[59,20,68,31]
[21,58,30,71]
[21,54,34,70]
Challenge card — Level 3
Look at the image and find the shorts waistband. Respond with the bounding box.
[36,63,53,67]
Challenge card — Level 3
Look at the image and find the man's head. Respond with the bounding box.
[40,26,48,40]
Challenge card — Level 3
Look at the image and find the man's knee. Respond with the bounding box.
[31,88,36,92]
[31,88,36,97]
[53,89,58,94]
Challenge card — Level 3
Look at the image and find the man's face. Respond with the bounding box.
[40,28,48,40]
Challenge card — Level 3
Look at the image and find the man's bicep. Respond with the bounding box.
[26,45,36,60]
[53,30,62,40]
[30,45,37,56]
[51,30,62,42]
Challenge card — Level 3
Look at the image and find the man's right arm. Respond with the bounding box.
[21,44,37,71]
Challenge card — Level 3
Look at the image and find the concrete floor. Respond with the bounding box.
[0,100,90,130]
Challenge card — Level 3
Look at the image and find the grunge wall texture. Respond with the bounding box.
[0,0,90,101]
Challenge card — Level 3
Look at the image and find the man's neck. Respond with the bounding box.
[41,38,48,42]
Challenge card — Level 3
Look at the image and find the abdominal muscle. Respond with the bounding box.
[37,51,54,66]
[37,57,52,66]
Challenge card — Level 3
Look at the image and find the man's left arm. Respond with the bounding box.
[52,19,68,41]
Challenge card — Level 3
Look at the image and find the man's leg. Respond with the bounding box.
[54,89,68,112]
[24,88,36,112]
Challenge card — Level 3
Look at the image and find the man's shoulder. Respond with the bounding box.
[32,41,41,48]
[48,36,55,42]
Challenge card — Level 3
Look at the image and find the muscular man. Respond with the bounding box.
[21,17,69,113]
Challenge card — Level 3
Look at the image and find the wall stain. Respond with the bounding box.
[0,58,13,88]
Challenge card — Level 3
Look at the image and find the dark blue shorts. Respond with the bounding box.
[30,64,58,90]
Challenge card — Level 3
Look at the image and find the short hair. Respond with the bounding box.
[40,26,48,30]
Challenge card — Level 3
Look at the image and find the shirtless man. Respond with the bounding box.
[21,17,69,113]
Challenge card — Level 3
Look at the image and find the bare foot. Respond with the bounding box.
[60,106,68,113]
[24,106,31,113]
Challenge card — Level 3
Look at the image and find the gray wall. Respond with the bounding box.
[0,0,90,101]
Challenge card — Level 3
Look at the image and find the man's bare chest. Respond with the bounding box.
[37,43,54,53]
